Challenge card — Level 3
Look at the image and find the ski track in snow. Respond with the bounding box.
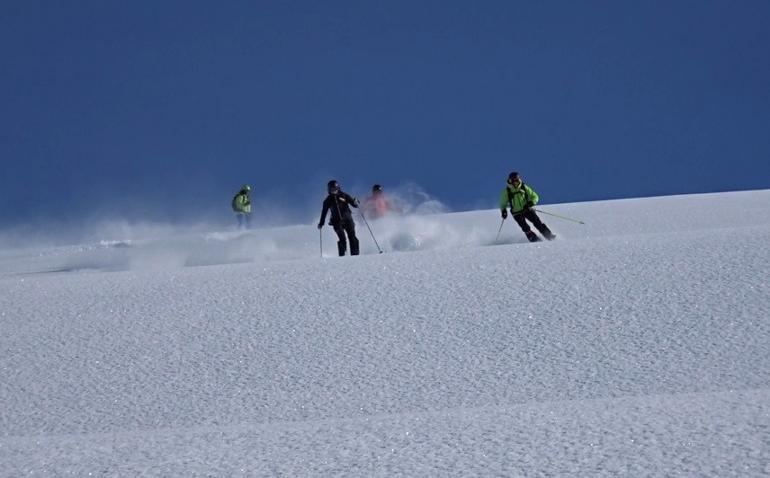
[1,190,769,476]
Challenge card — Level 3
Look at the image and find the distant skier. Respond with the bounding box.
[499,172,555,242]
[232,184,252,229]
[362,184,400,219]
[318,180,361,256]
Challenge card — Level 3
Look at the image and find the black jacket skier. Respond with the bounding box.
[318,180,360,256]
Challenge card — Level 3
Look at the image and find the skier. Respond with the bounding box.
[318,180,361,256]
[232,184,252,229]
[499,172,555,242]
[362,184,399,219]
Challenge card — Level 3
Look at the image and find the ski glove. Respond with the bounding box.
[501,210,508,219]
[317,224,323,230]
[525,201,535,210]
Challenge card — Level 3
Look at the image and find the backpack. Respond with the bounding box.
[506,183,530,210]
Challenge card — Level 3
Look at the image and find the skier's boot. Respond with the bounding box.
[350,237,360,256]
[337,240,347,256]
[535,222,556,240]
[541,226,556,241]
[525,231,541,242]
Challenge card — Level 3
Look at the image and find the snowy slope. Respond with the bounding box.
[1,190,769,477]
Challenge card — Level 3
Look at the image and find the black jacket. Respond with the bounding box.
[319,192,358,226]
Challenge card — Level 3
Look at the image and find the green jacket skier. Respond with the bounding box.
[232,185,252,229]
[499,172,555,242]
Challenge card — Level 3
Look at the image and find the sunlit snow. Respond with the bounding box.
[1,190,769,476]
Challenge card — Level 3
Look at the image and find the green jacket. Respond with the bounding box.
[499,182,539,214]
[233,192,251,213]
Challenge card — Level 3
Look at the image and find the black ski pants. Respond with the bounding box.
[513,209,553,241]
[333,220,359,256]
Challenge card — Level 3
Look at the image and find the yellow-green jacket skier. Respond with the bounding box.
[499,172,555,242]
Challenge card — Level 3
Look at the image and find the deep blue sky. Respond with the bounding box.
[2,0,769,228]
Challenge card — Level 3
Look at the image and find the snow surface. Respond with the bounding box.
[1,190,769,477]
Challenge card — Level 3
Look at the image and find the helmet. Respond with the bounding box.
[327,180,340,193]
[507,172,521,185]
[372,184,383,193]
[241,184,251,192]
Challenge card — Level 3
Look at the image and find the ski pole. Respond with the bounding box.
[319,228,323,258]
[359,211,383,253]
[533,208,585,225]
[495,218,505,242]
